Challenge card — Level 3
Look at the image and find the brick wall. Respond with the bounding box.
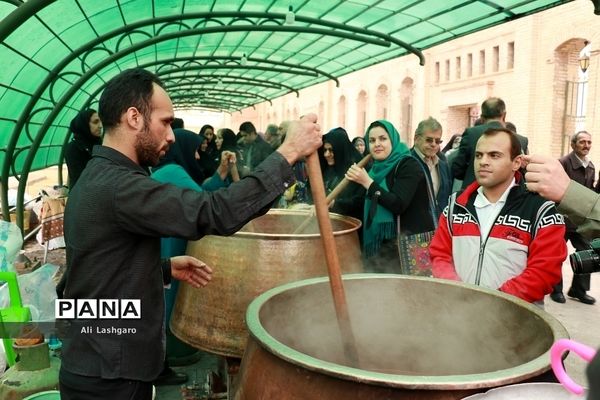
[228,1,600,163]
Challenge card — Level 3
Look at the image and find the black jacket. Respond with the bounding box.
[65,138,98,188]
[560,151,595,232]
[410,149,453,217]
[61,145,294,381]
[366,155,436,235]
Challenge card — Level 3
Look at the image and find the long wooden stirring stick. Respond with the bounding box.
[293,153,372,234]
[305,151,361,367]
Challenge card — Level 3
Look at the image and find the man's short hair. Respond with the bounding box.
[99,68,164,131]
[171,118,184,129]
[415,116,442,136]
[571,130,590,144]
[480,97,506,120]
[473,117,485,126]
[481,127,522,160]
[239,121,257,135]
[265,124,279,136]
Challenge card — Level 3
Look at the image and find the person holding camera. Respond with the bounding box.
[525,152,600,400]
[545,131,596,305]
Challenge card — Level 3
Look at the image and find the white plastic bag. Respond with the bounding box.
[0,220,22,273]
[0,263,59,322]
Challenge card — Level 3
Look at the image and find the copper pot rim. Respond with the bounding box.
[245,274,569,390]
[231,208,362,239]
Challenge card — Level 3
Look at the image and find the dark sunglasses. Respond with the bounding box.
[424,137,443,144]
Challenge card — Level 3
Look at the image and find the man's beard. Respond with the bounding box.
[135,126,161,167]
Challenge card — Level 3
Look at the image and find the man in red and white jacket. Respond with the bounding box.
[430,127,566,306]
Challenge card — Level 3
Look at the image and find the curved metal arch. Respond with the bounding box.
[180,91,261,104]
[71,69,297,118]
[4,10,424,223]
[167,85,273,105]
[10,146,29,180]
[154,20,194,36]
[186,101,246,113]
[204,11,424,64]
[157,70,301,96]
[0,0,52,44]
[155,61,194,75]
[80,47,114,74]
[161,63,317,77]
[170,93,255,109]
[24,107,54,142]
[114,29,155,53]
[145,56,339,87]
[177,104,232,114]
[49,71,83,104]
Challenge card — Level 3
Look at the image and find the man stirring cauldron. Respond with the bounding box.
[58,68,322,400]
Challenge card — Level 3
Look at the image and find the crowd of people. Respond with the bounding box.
[60,68,598,399]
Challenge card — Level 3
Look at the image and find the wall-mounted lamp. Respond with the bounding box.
[285,6,295,25]
[241,53,248,66]
[217,78,223,87]
[579,40,590,73]
[580,54,590,73]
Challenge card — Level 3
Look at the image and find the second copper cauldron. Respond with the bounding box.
[170,209,363,358]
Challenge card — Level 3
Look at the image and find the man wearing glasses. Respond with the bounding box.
[411,116,452,216]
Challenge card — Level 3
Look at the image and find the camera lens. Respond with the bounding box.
[570,250,600,274]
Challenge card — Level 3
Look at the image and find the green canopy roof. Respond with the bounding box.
[0,0,582,224]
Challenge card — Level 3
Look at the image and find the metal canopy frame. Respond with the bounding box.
[0,0,580,229]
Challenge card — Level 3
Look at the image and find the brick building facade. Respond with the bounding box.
[229,1,600,161]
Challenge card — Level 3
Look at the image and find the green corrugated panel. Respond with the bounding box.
[0,47,30,88]
[0,2,17,17]
[0,0,577,183]
[512,0,558,14]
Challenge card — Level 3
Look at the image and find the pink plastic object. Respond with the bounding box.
[551,338,597,395]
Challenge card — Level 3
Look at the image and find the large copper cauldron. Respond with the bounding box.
[235,274,569,400]
[170,209,363,358]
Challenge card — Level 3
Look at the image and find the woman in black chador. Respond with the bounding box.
[316,127,365,223]
[64,109,103,189]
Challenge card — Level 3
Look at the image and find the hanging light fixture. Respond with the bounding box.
[285,6,295,25]
[580,54,590,73]
[579,41,590,73]
[240,53,248,66]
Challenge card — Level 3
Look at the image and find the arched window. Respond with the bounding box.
[318,101,325,127]
[376,84,389,119]
[551,38,590,156]
[338,95,346,127]
[356,90,367,136]
[399,78,414,144]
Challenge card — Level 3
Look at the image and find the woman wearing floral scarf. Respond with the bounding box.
[346,120,435,273]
